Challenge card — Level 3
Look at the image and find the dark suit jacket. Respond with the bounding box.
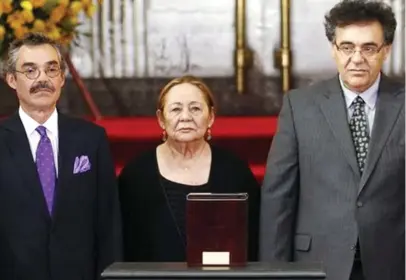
[118,145,260,262]
[260,75,404,280]
[0,112,122,280]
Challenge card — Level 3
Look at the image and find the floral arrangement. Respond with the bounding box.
[0,0,100,57]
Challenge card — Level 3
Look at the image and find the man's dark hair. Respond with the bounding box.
[324,0,397,44]
[4,32,67,76]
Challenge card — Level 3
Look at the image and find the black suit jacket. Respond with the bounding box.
[0,112,122,280]
[118,145,260,262]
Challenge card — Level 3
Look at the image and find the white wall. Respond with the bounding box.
[71,0,405,78]
[141,0,339,78]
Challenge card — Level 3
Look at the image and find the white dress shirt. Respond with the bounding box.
[339,74,380,136]
[19,107,59,176]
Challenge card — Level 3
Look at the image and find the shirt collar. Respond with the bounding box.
[19,106,58,137]
[339,73,380,110]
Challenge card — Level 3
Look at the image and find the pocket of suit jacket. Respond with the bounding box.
[295,233,312,252]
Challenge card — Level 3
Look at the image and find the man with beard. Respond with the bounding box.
[0,33,121,280]
[260,1,404,280]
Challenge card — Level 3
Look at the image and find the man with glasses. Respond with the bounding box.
[0,33,121,280]
[260,1,404,280]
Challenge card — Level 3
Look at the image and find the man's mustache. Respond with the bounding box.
[30,81,55,94]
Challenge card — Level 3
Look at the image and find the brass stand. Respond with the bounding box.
[234,0,253,94]
[274,0,292,93]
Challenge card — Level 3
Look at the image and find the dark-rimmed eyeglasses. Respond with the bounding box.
[334,42,385,58]
[14,66,62,80]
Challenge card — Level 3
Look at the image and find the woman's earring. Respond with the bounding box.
[162,130,167,141]
[206,127,212,141]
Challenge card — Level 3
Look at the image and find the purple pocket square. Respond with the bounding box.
[73,155,91,174]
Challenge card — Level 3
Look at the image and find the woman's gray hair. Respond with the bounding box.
[3,32,67,77]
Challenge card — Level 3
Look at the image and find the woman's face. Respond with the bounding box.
[158,83,214,143]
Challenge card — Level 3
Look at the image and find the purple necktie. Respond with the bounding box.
[35,126,56,214]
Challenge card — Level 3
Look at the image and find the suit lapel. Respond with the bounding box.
[359,76,404,193]
[318,77,361,178]
[1,113,51,222]
[51,113,77,223]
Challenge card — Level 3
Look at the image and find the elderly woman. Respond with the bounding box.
[118,75,260,262]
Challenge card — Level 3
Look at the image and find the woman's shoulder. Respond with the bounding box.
[209,144,260,190]
[210,144,250,169]
[211,144,245,162]
[119,148,157,177]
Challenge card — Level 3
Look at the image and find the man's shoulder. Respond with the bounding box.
[0,113,22,138]
[286,77,336,101]
[382,76,405,95]
[0,117,9,137]
[0,113,17,127]
[281,77,338,111]
[59,113,105,137]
